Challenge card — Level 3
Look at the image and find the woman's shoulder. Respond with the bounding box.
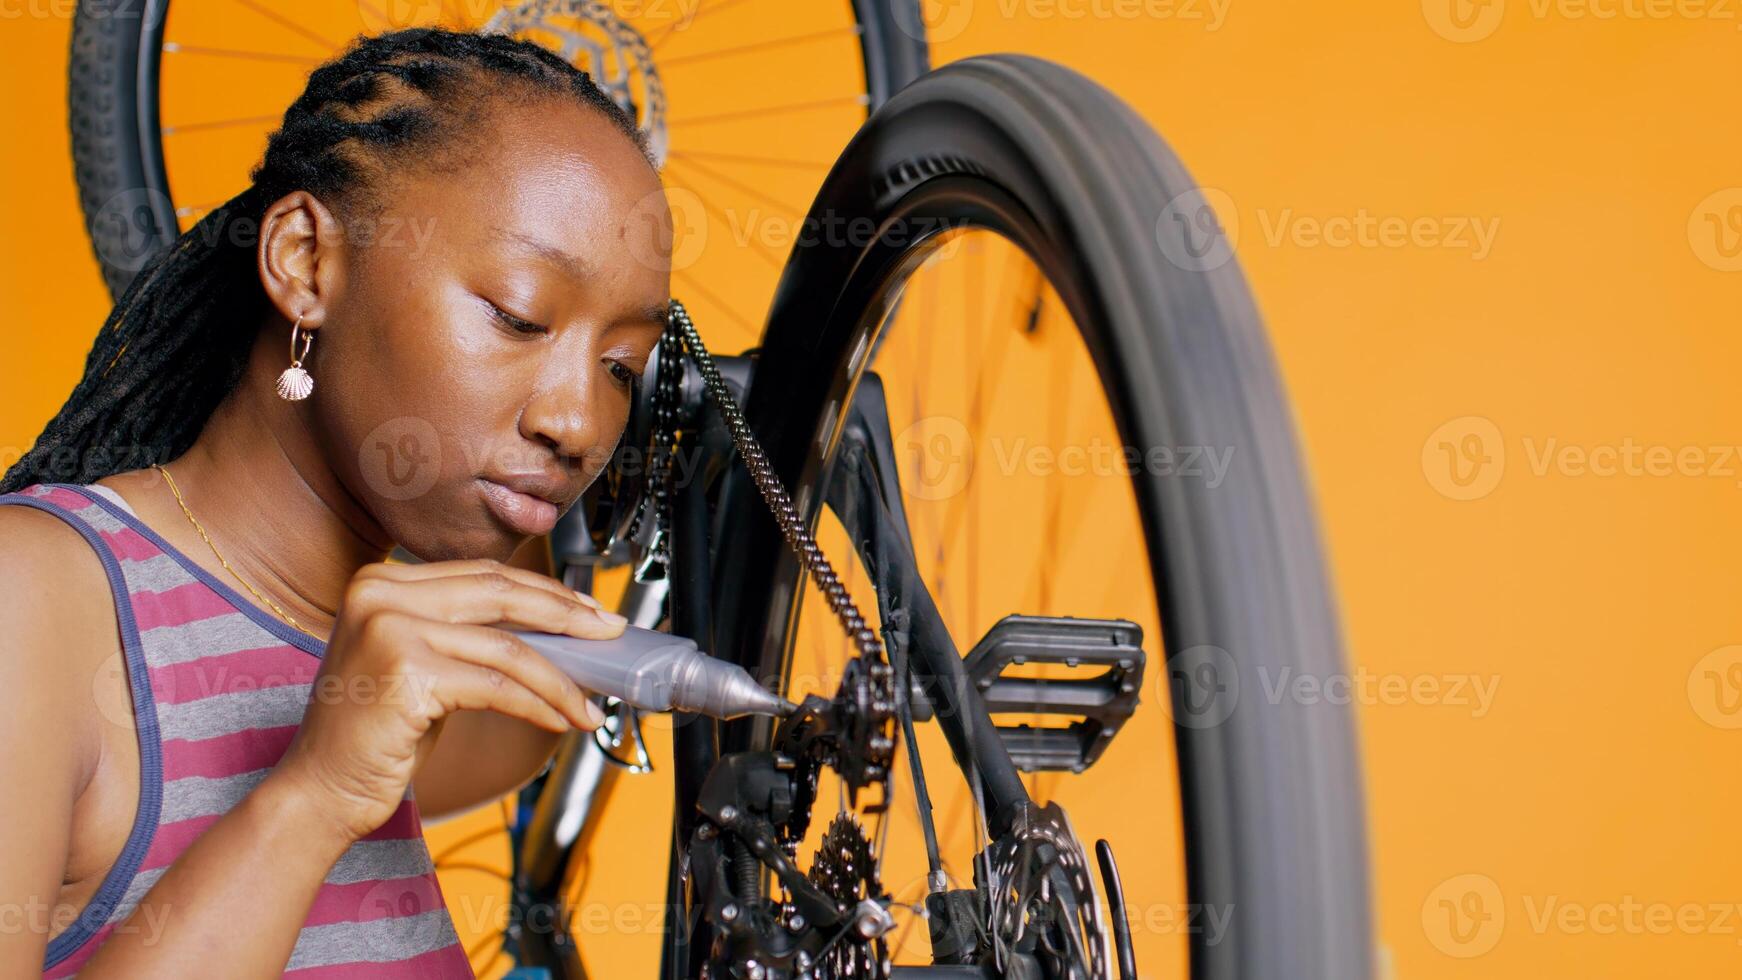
[0,494,125,721]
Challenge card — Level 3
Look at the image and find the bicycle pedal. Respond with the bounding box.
[961,614,1146,773]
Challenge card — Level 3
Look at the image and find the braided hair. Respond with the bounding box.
[2,27,651,494]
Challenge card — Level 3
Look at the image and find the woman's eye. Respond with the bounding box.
[486,301,546,335]
[608,361,638,387]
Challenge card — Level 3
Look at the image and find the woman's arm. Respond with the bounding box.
[78,772,354,976]
[0,509,353,977]
[0,513,95,976]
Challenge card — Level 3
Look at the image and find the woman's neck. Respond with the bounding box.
[105,334,394,641]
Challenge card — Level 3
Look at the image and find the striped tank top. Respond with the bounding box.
[0,482,473,978]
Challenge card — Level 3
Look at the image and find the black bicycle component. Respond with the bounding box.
[819,371,1033,837]
[712,53,1372,980]
[1094,840,1137,980]
[962,615,1146,774]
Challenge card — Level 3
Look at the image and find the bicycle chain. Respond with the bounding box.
[624,322,683,579]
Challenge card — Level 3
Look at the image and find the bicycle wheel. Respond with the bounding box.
[67,0,928,348]
[709,54,1373,979]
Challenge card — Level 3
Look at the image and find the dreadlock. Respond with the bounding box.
[2,27,650,494]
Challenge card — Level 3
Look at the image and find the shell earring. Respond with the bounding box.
[275,314,315,401]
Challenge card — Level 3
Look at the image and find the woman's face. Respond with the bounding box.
[307,99,673,561]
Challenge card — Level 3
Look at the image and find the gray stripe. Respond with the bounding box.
[113,550,200,597]
[284,908,460,971]
[156,683,311,743]
[326,839,435,886]
[140,607,302,669]
[81,483,137,518]
[63,498,126,534]
[113,867,168,920]
[160,768,271,825]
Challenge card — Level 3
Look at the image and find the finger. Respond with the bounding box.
[364,559,621,623]
[419,654,575,734]
[418,619,605,730]
[359,570,628,639]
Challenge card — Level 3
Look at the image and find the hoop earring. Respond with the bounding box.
[275,313,315,401]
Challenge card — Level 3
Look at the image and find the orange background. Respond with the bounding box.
[5,1,1742,977]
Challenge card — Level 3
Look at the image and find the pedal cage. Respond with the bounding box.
[961,614,1147,773]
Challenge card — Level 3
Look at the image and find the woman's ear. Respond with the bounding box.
[258,190,346,330]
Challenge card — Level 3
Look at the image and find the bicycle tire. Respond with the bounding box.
[709,53,1373,980]
[66,0,933,301]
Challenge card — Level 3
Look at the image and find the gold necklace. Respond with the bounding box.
[154,463,323,640]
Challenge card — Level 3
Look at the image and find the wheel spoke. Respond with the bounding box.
[668,149,828,172]
[663,155,806,216]
[659,25,861,69]
[162,42,322,66]
[663,169,788,272]
[230,0,338,52]
[646,0,756,52]
[162,113,283,135]
[668,93,869,129]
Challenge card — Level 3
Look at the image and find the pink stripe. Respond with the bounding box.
[364,798,424,842]
[161,725,300,781]
[96,524,162,563]
[303,872,447,927]
[282,942,473,979]
[143,798,423,872]
[36,486,99,512]
[150,648,317,706]
[141,813,222,871]
[130,579,245,632]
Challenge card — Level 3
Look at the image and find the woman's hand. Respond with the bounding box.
[270,557,625,843]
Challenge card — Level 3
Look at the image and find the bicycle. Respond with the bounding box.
[65,3,1373,978]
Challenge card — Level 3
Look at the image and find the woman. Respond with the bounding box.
[0,27,672,977]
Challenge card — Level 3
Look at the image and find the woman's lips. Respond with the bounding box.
[478,478,559,536]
